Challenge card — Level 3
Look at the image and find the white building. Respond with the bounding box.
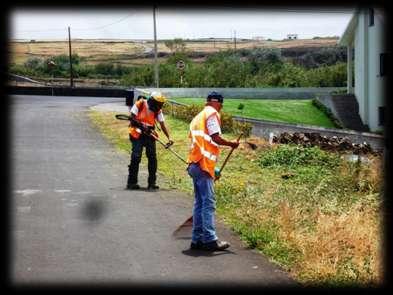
[339,7,387,132]
[252,36,266,41]
[287,34,298,40]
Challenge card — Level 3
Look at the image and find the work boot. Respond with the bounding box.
[126,183,140,190]
[147,184,159,190]
[201,240,230,251]
[190,241,203,250]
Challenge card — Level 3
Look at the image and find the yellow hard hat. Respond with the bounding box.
[150,91,166,103]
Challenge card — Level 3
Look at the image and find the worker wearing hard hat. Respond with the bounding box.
[187,91,239,251]
[127,91,173,190]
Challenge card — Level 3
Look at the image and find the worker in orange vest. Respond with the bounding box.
[187,91,239,251]
[127,91,173,190]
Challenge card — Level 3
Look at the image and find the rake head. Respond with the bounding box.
[172,216,193,239]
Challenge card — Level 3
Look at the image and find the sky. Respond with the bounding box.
[10,7,354,41]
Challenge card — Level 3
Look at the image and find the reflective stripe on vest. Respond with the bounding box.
[187,106,221,178]
[190,130,219,147]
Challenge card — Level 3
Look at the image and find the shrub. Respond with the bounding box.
[162,102,242,134]
[293,46,347,69]
[306,62,347,87]
[121,65,154,86]
[259,145,340,169]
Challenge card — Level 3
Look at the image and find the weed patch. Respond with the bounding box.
[89,109,383,286]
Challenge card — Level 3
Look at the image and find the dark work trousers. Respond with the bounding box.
[128,134,157,186]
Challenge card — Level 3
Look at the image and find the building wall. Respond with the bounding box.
[367,10,386,132]
[354,9,386,132]
[354,11,368,127]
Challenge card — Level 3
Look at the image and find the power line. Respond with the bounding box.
[73,13,134,31]
[14,13,134,34]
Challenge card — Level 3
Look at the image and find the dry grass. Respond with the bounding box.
[9,38,339,65]
[274,200,383,285]
[215,141,384,286]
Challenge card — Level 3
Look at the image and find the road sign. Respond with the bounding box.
[176,60,185,70]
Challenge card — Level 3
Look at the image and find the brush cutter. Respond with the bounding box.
[115,114,187,164]
[172,133,243,238]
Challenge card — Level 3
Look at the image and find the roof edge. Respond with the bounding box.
[338,9,359,46]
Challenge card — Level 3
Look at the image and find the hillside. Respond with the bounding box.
[9,37,339,66]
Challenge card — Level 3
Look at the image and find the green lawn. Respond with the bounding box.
[170,98,336,128]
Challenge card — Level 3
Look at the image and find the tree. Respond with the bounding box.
[164,38,186,53]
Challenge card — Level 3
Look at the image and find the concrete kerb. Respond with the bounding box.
[134,87,346,99]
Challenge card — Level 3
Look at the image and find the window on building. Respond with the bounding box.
[380,53,388,76]
[369,8,374,26]
[378,106,385,126]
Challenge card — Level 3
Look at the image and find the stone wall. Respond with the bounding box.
[236,116,385,152]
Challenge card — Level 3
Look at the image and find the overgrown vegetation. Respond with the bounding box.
[88,106,383,287]
[10,46,347,88]
[162,102,252,137]
[9,54,133,79]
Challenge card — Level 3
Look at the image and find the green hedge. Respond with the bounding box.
[162,103,252,137]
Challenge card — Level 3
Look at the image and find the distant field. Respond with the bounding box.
[171,97,336,128]
[9,38,339,65]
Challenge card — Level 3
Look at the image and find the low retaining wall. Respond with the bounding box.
[7,86,129,98]
[8,86,346,100]
[135,87,346,99]
[235,116,385,152]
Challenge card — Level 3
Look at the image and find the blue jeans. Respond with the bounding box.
[187,163,218,244]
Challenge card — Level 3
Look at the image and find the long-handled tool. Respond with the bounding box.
[172,133,243,238]
[115,114,187,164]
[149,132,187,164]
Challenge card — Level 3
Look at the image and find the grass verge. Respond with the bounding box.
[88,108,383,287]
[171,98,337,128]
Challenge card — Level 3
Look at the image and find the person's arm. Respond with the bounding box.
[156,111,173,143]
[211,133,239,149]
[159,121,173,144]
[130,113,142,128]
[207,114,239,149]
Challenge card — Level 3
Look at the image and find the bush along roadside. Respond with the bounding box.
[162,102,253,137]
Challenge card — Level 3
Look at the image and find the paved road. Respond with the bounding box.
[10,95,297,287]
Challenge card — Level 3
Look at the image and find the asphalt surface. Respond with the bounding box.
[10,95,298,287]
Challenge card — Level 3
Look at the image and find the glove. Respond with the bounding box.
[214,168,221,179]
[231,141,240,149]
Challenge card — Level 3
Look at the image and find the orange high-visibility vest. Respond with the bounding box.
[128,99,158,139]
[187,106,221,178]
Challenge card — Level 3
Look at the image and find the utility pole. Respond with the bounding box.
[68,26,74,87]
[234,30,237,51]
[153,5,159,88]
